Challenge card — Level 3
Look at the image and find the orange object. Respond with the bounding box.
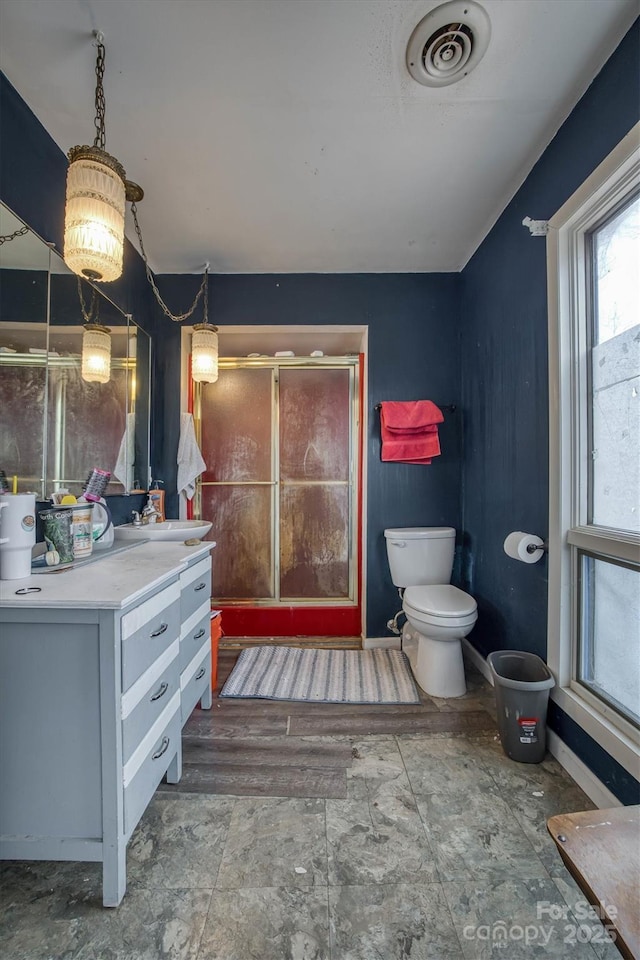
[210,611,222,689]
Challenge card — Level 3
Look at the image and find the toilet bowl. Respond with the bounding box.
[403,584,477,698]
[384,527,478,699]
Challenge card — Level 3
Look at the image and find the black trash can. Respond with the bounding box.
[487,650,555,763]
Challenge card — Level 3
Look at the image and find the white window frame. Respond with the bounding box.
[547,121,640,781]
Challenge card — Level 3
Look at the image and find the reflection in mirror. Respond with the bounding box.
[0,203,150,500]
[48,272,131,496]
[0,206,50,498]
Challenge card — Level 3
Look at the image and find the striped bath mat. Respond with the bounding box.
[220,645,420,704]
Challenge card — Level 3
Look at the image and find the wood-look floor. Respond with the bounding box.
[160,645,498,800]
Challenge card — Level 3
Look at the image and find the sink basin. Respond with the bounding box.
[114,520,213,542]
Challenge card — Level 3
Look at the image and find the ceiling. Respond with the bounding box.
[0,0,636,275]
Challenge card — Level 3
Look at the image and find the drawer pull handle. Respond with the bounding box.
[150,622,168,638]
[194,628,206,640]
[152,737,170,760]
[195,667,206,681]
[150,681,169,702]
[194,582,207,592]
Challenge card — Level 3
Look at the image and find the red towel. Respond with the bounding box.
[379,401,443,465]
[380,400,443,432]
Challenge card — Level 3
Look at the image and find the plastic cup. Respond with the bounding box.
[0,493,36,579]
[39,507,74,563]
[70,503,94,558]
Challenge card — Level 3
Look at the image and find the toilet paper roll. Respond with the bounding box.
[503,531,545,564]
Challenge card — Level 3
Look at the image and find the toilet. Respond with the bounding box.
[384,527,477,698]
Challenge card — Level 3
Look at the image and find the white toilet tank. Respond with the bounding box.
[384,527,456,587]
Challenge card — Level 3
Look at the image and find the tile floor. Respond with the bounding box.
[0,662,623,960]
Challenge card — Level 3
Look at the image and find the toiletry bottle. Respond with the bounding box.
[149,480,165,522]
[91,497,114,549]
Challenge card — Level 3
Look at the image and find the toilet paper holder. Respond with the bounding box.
[526,539,548,554]
[503,531,549,564]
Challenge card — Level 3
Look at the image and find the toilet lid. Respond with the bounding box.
[404,584,477,618]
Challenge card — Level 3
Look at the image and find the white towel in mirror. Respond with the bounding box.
[113,412,135,490]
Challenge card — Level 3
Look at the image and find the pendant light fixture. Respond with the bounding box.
[191,325,219,383]
[66,31,218,383]
[64,32,143,282]
[81,323,112,383]
[191,268,219,383]
[78,277,111,383]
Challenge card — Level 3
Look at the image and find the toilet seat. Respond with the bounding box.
[405,607,477,631]
[404,584,477,618]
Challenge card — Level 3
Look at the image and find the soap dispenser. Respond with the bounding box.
[149,480,165,522]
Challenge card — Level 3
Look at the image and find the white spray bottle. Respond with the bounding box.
[91,498,114,549]
[81,468,114,549]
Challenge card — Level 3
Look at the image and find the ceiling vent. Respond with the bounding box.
[407,0,491,87]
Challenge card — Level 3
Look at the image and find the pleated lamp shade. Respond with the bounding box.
[82,324,112,384]
[64,146,126,283]
[192,324,219,383]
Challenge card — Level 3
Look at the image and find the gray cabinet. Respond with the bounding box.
[179,555,213,724]
[0,541,214,906]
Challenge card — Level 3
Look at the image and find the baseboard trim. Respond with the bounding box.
[546,730,621,809]
[220,636,361,649]
[462,638,493,683]
[363,636,402,650]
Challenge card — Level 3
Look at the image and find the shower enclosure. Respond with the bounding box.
[193,356,362,637]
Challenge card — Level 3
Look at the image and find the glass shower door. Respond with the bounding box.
[279,367,352,599]
[199,366,275,598]
[197,359,358,608]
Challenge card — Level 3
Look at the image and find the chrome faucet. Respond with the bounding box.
[141,500,162,524]
[131,504,162,526]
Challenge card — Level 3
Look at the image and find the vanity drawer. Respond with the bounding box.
[121,583,180,692]
[121,646,180,765]
[180,557,212,624]
[180,606,210,673]
[123,701,181,837]
[181,648,211,725]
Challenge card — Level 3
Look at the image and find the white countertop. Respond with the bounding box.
[0,540,216,610]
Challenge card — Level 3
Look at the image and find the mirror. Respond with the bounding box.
[0,203,150,500]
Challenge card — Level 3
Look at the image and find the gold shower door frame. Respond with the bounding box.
[193,356,360,606]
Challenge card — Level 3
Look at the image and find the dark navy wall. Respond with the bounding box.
[459,20,640,803]
[0,269,47,320]
[152,273,462,637]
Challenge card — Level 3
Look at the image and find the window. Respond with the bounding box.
[588,194,640,534]
[548,123,640,778]
[578,553,639,726]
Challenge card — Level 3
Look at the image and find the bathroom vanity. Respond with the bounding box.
[0,539,214,906]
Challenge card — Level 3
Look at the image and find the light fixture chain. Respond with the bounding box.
[130,201,208,323]
[93,38,106,150]
[0,226,29,244]
[77,277,100,323]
